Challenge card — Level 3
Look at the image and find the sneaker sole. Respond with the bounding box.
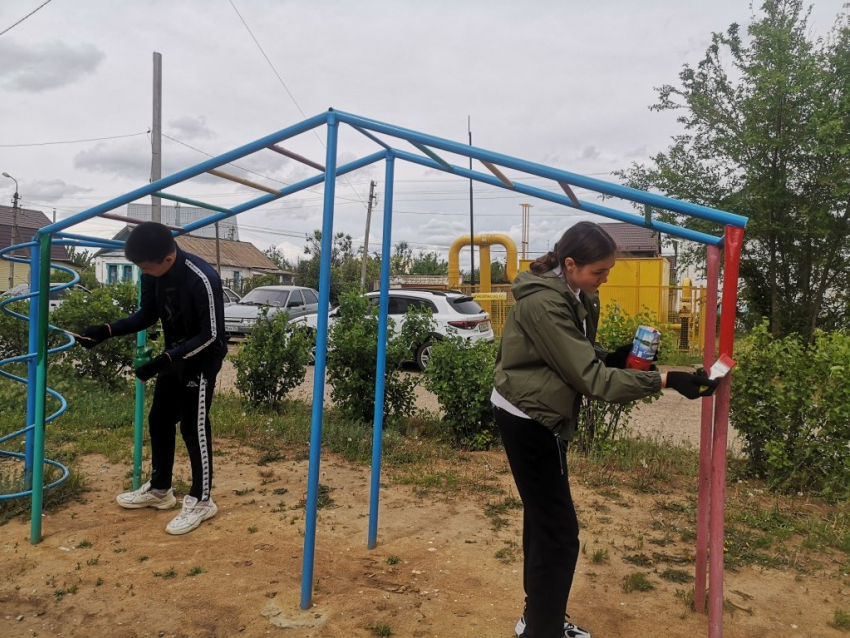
[116,495,177,510]
[165,502,217,535]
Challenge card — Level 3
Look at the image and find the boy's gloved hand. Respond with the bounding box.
[665,369,719,399]
[604,344,632,369]
[135,353,171,382]
[78,324,111,349]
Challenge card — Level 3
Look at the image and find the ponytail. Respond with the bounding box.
[530,222,617,275]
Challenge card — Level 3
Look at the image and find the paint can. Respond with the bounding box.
[626,325,661,371]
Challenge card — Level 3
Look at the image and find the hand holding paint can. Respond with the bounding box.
[626,325,662,371]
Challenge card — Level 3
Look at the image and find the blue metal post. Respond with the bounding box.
[368,155,395,550]
[23,242,40,489]
[301,112,338,610]
[30,233,52,543]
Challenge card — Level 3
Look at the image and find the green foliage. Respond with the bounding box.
[0,298,30,360]
[617,2,850,338]
[231,309,311,409]
[731,322,850,500]
[326,291,432,424]
[576,303,661,454]
[51,281,141,387]
[238,273,279,296]
[423,337,499,450]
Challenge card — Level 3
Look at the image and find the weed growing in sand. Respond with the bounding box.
[831,609,850,631]
[153,567,177,579]
[591,548,609,564]
[386,555,400,565]
[622,573,654,593]
[369,625,394,636]
[187,566,206,576]
[76,540,92,548]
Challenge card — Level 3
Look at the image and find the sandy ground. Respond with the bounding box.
[1,363,844,637]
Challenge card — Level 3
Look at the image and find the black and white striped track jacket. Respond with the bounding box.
[109,247,227,366]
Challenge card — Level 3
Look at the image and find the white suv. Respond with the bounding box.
[291,288,494,370]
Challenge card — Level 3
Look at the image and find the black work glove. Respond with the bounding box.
[665,369,719,400]
[135,353,171,382]
[604,343,632,369]
[78,324,111,349]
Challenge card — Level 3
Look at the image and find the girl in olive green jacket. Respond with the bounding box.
[492,221,717,638]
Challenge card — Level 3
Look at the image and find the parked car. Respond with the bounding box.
[2,282,91,311]
[222,286,241,307]
[290,288,494,370]
[224,285,319,338]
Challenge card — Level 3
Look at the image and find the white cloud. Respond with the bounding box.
[0,40,104,92]
[168,115,214,140]
[24,179,93,202]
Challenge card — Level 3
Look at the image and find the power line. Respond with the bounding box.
[0,0,54,37]
[0,130,149,148]
[226,0,368,211]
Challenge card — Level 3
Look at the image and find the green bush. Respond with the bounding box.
[423,337,499,450]
[326,292,432,424]
[0,298,31,361]
[731,322,850,500]
[51,281,143,387]
[576,303,661,454]
[231,309,311,408]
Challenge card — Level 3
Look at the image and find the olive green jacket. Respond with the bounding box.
[493,269,662,440]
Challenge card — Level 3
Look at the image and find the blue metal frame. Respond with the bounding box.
[0,107,749,605]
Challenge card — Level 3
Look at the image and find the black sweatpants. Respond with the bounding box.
[148,359,220,501]
[496,407,580,638]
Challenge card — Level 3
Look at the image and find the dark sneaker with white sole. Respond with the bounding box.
[515,614,591,638]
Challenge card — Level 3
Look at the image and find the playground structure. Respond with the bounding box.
[0,109,745,637]
[445,233,707,353]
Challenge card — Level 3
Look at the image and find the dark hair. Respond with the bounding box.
[124,222,177,264]
[530,221,617,274]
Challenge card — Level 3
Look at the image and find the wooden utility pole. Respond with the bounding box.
[151,52,162,223]
[360,180,377,290]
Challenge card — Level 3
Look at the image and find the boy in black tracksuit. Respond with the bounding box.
[80,222,227,535]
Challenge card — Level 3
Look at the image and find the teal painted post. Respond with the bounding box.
[132,268,146,489]
[30,233,52,544]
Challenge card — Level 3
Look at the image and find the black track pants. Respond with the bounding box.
[496,407,580,638]
[148,360,219,501]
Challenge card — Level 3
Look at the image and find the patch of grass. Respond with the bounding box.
[483,496,522,531]
[86,555,100,566]
[591,548,609,564]
[138,555,149,563]
[297,483,336,510]
[187,566,206,576]
[53,588,66,600]
[675,588,697,612]
[623,553,653,567]
[494,541,519,564]
[622,572,654,593]
[272,487,288,496]
[386,555,401,565]
[76,539,92,548]
[830,609,850,631]
[248,526,258,534]
[113,547,127,554]
[660,568,693,584]
[369,624,394,636]
[233,487,255,496]
[95,577,104,586]
[153,567,177,579]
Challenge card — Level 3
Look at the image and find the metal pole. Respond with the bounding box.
[3,173,20,289]
[30,232,52,544]
[215,222,222,275]
[368,157,394,549]
[23,240,40,489]
[468,117,475,287]
[132,268,146,490]
[708,226,744,638]
[694,244,720,611]
[151,52,162,223]
[301,111,338,610]
[360,180,376,290]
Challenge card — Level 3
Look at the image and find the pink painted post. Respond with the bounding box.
[694,244,721,610]
[708,226,744,638]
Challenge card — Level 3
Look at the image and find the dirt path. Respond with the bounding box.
[1,443,846,638]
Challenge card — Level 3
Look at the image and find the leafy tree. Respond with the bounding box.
[617,1,850,338]
[263,246,294,272]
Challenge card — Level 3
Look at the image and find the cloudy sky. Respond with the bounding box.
[0,0,845,265]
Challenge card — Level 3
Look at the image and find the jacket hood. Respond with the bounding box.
[511,269,572,301]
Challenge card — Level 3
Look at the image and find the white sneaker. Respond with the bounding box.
[515,614,591,638]
[165,495,217,535]
[116,481,176,510]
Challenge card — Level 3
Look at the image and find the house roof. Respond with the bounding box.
[0,205,71,262]
[98,227,285,273]
[175,235,284,272]
[597,222,659,255]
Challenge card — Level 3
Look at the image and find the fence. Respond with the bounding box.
[459,283,707,354]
